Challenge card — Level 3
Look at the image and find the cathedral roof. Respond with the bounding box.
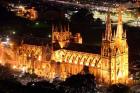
[53,43,101,54]
[53,49,101,67]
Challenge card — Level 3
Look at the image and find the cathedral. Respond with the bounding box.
[0,9,129,85]
[52,10,128,85]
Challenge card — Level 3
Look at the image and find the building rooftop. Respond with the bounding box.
[53,43,101,54]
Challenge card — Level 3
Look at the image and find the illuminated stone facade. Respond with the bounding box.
[100,11,128,84]
[52,24,82,48]
[0,10,128,85]
[53,10,128,85]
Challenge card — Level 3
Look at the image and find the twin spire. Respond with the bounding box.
[104,8,124,41]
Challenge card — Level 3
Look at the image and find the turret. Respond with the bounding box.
[52,24,72,48]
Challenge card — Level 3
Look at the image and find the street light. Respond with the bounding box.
[48,34,51,38]
[35,22,39,26]
[12,31,16,35]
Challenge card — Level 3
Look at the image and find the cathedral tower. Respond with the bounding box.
[52,24,72,48]
[113,8,128,84]
[101,11,114,84]
[101,9,128,84]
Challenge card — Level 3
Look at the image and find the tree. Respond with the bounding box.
[107,83,130,93]
[70,8,96,44]
[0,64,14,80]
[0,79,23,93]
[95,18,102,26]
[71,8,94,26]
[26,80,58,93]
[61,73,96,93]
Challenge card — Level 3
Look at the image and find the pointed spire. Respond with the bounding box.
[112,30,116,40]
[104,9,112,41]
[52,24,54,32]
[116,7,123,39]
[21,39,24,45]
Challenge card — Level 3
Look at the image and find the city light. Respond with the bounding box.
[48,34,51,38]
[9,42,14,47]
[21,66,27,73]
[85,62,89,66]
[18,5,25,10]
[80,62,83,65]
[91,63,95,67]
[129,76,133,80]
[12,31,16,35]
[12,65,17,69]
[6,37,10,41]
[35,22,39,25]
[0,0,139,88]
[10,5,38,20]
[38,56,41,61]
[74,61,77,64]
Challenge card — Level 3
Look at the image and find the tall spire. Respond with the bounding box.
[52,24,54,32]
[116,7,123,39]
[112,30,116,40]
[104,10,112,41]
